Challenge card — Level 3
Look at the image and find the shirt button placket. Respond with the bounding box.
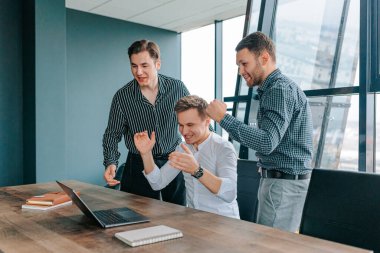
[153,108,161,152]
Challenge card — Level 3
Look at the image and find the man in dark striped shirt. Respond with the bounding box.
[207,32,313,232]
[102,40,188,205]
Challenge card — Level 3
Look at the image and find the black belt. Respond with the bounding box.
[259,168,310,180]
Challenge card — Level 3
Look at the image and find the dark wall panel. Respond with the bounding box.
[0,0,23,186]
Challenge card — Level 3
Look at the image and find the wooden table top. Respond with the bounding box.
[0,181,372,253]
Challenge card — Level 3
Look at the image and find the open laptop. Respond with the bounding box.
[56,181,149,228]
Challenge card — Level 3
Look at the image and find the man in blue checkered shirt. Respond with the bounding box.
[206,31,313,232]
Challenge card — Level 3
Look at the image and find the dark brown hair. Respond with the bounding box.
[128,40,160,61]
[235,31,276,62]
[174,95,208,119]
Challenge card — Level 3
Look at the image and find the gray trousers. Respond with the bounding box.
[256,177,310,232]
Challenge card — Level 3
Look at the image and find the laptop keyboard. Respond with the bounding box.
[94,208,130,225]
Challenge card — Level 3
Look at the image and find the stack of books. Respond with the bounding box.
[22,191,72,211]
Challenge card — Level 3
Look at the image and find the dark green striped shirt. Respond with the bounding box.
[103,74,190,167]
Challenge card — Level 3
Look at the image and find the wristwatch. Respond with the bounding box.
[192,166,204,179]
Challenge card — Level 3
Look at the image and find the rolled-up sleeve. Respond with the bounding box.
[215,142,238,203]
[103,94,126,168]
[143,163,180,191]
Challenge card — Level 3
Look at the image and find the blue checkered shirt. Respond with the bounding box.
[220,69,313,175]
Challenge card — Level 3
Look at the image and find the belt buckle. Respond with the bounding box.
[258,167,267,178]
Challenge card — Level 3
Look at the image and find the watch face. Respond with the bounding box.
[193,166,204,179]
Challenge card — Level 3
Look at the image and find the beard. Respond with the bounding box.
[245,74,264,88]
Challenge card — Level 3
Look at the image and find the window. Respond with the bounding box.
[231,0,367,167]
[310,95,359,170]
[222,16,244,98]
[274,0,361,169]
[181,24,215,102]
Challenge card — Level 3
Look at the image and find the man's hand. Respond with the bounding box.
[169,144,199,175]
[206,99,227,123]
[134,131,156,156]
[103,164,120,186]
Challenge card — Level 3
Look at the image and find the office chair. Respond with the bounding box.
[236,159,260,222]
[105,163,125,190]
[300,168,380,253]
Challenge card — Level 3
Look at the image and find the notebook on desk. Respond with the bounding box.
[115,225,183,247]
[56,181,149,228]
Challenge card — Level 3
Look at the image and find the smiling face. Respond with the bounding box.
[130,51,161,88]
[177,108,210,146]
[236,48,266,88]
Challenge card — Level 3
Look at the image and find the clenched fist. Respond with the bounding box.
[206,99,227,123]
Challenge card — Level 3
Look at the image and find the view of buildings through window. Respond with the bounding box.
[181,0,379,171]
[273,0,361,170]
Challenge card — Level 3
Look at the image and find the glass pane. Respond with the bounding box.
[225,102,233,110]
[181,24,215,102]
[335,0,359,88]
[248,0,262,33]
[236,102,246,122]
[221,102,233,141]
[222,16,245,98]
[234,102,248,154]
[234,0,262,96]
[274,0,359,90]
[239,78,249,95]
[309,95,359,171]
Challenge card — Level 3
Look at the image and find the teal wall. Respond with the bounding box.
[35,0,67,183]
[0,1,181,186]
[65,10,181,185]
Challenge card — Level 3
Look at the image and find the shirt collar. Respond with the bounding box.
[257,68,281,98]
[155,74,167,104]
[157,74,167,95]
[132,74,167,101]
[195,132,212,152]
[132,79,144,101]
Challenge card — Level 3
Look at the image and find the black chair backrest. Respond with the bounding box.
[300,168,380,253]
[236,159,260,222]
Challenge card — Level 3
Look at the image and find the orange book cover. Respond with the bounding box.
[26,191,71,206]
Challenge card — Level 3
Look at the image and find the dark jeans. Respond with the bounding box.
[120,153,186,206]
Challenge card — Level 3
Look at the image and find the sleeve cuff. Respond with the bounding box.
[216,178,228,196]
[219,114,235,131]
[216,178,236,203]
[143,165,161,183]
[104,162,118,169]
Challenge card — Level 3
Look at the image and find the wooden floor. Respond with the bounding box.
[0,180,373,253]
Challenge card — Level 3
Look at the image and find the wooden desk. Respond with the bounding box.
[0,181,372,253]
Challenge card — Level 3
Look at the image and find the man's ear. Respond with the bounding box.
[205,116,211,126]
[260,51,270,66]
[155,59,161,70]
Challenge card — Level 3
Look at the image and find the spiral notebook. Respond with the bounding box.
[115,225,183,247]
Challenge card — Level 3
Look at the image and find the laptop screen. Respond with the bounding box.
[56,181,104,224]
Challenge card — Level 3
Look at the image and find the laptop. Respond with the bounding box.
[56,181,149,228]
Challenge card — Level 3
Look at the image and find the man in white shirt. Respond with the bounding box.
[134,95,240,219]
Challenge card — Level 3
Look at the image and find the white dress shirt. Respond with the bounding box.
[143,133,240,219]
